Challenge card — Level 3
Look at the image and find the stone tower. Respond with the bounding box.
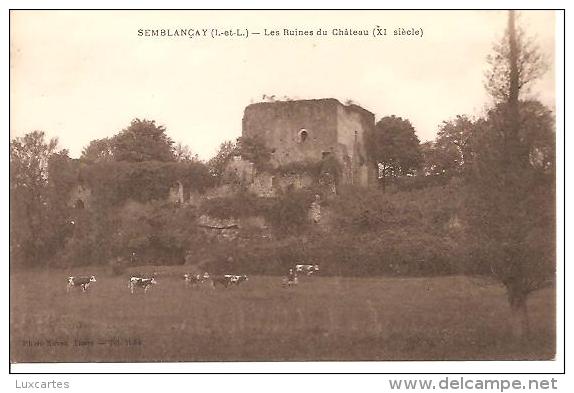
[242,98,376,186]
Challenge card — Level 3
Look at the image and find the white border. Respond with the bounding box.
[3,0,568,380]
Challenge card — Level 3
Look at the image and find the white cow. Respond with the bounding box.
[67,275,96,293]
[295,264,320,276]
[129,276,157,294]
[184,272,210,287]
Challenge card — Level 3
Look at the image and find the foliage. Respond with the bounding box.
[80,160,213,208]
[236,135,273,172]
[111,119,176,162]
[424,115,475,177]
[81,121,199,165]
[10,131,64,267]
[485,13,548,103]
[56,201,204,267]
[472,100,555,174]
[332,184,461,233]
[173,142,200,162]
[197,182,467,276]
[365,115,423,189]
[465,11,553,339]
[265,189,314,236]
[274,160,321,176]
[393,173,452,192]
[80,138,114,163]
[463,103,555,298]
[201,192,272,220]
[200,189,313,237]
[207,140,237,182]
[274,155,342,185]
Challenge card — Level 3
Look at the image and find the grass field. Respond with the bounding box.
[10,268,555,362]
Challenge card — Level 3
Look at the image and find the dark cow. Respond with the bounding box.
[67,275,96,293]
[211,275,234,288]
[228,274,248,286]
[211,274,248,288]
[184,272,210,287]
[129,275,157,294]
[295,264,320,276]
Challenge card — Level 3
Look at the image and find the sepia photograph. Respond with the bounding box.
[9,9,560,367]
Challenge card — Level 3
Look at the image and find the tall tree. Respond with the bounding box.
[365,115,423,189]
[113,119,175,162]
[485,11,547,165]
[466,11,553,340]
[10,131,61,266]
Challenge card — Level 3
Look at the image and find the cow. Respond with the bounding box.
[227,274,248,286]
[67,275,96,293]
[129,275,157,294]
[282,268,298,288]
[295,264,320,276]
[211,275,234,288]
[184,272,210,288]
[211,274,248,288]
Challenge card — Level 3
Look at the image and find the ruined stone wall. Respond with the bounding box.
[242,99,339,166]
[249,173,275,197]
[168,181,185,204]
[336,104,373,186]
[68,185,92,209]
[276,173,314,192]
[224,156,255,184]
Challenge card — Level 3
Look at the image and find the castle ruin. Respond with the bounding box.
[242,98,377,186]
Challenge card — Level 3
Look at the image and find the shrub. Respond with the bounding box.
[265,189,314,236]
[200,192,271,219]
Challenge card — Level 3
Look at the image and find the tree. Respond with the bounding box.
[113,119,175,162]
[10,131,61,266]
[484,11,547,165]
[174,142,200,162]
[365,115,423,190]
[421,141,457,178]
[236,135,272,171]
[485,13,548,104]
[80,137,114,163]
[475,100,555,173]
[465,11,554,340]
[207,140,237,182]
[433,115,475,176]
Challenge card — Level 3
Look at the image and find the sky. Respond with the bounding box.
[9,10,556,161]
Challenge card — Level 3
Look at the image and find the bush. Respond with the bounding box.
[274,155,342,185]
[81,160,214,208]
[265,189,314,236]
[332,184,461,233]
[55,200,205,267]
[200,192,271,219]
[200,189,314,237]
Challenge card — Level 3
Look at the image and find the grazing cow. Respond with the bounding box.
[295,264,320,276]
[129,276,157,294]
[282,268,298,288]
[184,272,210,287]
[211,275,234,288]
[211,274,248,288]
[227,274,248,286]
[67,275,96,293]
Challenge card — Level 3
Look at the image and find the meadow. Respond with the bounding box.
[10,268,555,362]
